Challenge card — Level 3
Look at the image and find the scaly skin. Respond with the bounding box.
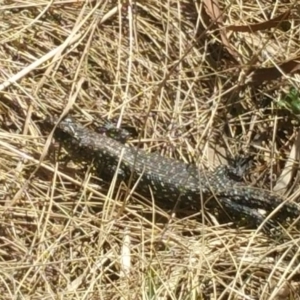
[46,117,300,232]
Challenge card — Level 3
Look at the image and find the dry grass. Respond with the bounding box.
[1,0,300,299]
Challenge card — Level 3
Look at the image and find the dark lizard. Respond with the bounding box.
[46,117,300,233]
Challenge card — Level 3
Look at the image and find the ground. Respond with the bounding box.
[0,0,300,299]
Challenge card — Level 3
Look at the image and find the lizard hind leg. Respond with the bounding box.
[218,197,279,235]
